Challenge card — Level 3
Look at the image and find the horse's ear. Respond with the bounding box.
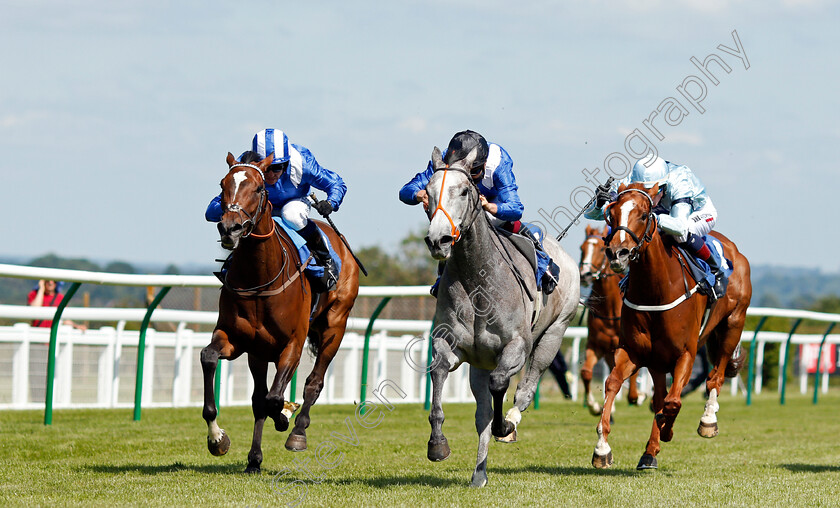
[649,183,664,206]
[462,146,479,171]
[226,152,237,167]
[618,182,628,193]
[585,225,592,235]
[431,146,446,171]
[258,152,275,171]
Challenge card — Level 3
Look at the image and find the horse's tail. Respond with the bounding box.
[307,330,322,358]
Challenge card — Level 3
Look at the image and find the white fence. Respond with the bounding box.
[0,264,839,412]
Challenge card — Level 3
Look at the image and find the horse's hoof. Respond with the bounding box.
[285,433,308,451]
[697,421,719,438]
[494,429,517,443]
[470,471,488,487]
[592,451,613,469]
[636,454,658,470]
[274,414,290,432]
[207,432,230,456]
[627,396,638,405]
[588,404,602,417]
[491,419,515,439]
[427,438,451,462]
[244,462,261,474]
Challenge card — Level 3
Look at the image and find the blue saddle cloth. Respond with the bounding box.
[274,218,342,280]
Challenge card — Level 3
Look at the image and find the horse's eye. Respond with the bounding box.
[461,188,469,196]
[640,213,649,221]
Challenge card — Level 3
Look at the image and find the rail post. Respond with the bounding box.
[133,286,171,421]
[812,322,836,405]
[44,282,81,425]
[745,315,769,406]
[359,297,392,412]
[779,318,803,405]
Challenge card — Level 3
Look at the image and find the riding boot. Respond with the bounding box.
[299,221,338,292]
[683,233,729,299]
[518,223,558,295]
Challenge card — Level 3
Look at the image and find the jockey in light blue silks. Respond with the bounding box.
[585,154,729,298]
[206,129,346,290]
[400,130,557,296]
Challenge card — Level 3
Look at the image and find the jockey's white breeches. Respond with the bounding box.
[279,197,312,231]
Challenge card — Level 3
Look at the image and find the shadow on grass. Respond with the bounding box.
[780,463,840,473]
[320,474,463,488]
[493,464,646,477]
[81,462,243,475]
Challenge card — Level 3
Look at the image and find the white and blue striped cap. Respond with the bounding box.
[252,129,290,164]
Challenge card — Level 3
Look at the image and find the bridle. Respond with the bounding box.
[603,188,657,262]
[429,167,483,245]
[580,234,616,281]
[225,163,273,239]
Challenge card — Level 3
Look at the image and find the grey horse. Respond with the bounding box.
[423,146,580,487]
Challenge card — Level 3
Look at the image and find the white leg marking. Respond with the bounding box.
[208,420,225,443]
[700,388,720,424]
[504,407,521,428]
[618,201,636,243]
[587,391,601,413]
[595,423,612,456]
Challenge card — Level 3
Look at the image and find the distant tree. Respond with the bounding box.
[103,261,136,274]
[163,264,180,275]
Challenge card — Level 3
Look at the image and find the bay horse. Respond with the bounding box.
[579,225,641,416]
[423,146,580,487]
[202,152,359,473]
[591,183,751,470]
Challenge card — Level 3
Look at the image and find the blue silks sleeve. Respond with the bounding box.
[490,155,524,222]
[399,165,434,206]
[299,147,347,211]
[205,195,223,222]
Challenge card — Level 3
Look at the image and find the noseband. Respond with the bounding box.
[226,163,272,239]
[430,167,482,245]
[604,188,656,261]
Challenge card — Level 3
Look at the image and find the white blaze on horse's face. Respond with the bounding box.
[618,200,636,243]
[232,170,249,199]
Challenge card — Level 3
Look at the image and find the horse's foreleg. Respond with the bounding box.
[581,347,602,415]
[286,325,345,452]
[266,342,304,433]
[592,347,637,469]
[489,336,528,439]
[639,370,667,469]
[201,330,236,457]
[469,366,493,488]
[658,350,694,442]
[246,355,269,474]
[427,336,456,462]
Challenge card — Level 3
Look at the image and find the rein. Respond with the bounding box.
[430,167,483,245]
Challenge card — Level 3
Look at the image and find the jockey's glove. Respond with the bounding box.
[314,200,334,216]
[595,184,612,208]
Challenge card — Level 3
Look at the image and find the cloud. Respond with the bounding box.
[665,131,704,146]
[0,111,47,129]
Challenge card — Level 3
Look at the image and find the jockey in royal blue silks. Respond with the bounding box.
[206,128,347,290]
[399,129,558,296]
[585,154,729,299]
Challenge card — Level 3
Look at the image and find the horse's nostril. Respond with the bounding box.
[440,235,453,245]
[605,249,615,261]
[618,248,630,259]
[424,236,433,249]
[231,223,243,232]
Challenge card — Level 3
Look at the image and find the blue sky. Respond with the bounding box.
[1,1,838,271]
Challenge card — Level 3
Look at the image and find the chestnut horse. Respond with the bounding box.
[579,225,640,416]
[591,183,751,470]
[202,153,359,473]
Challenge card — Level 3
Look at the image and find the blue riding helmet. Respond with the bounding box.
[252,129,290,166]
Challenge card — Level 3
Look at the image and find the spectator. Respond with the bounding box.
[27,279,86,330]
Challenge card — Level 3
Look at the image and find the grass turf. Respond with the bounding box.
[1,390,838,507]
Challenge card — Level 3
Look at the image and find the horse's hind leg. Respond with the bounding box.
[245,355,269,474]
[469,366,493,488]
[201,330,238,457]
[699,319,744,438]
[490,335,528,439]
[627,370,640,405]
[427,335,457,462]
[592,347,637,469]
[286,324,346,452]
[512,323,566,418]
[581,347,602,415]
